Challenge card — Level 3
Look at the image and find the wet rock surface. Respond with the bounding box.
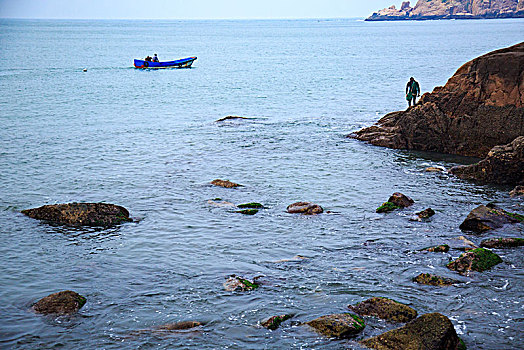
[261,314,293,330]
[348,297,417,323]
[447,248,503,275]
[286,202,323,215]
[510,185,524,196]
[237,202,263,209]
[459,204,522,233]
[211,179,243,188]
[413,273,460,286]
[155,321,203,331]
[22,203,132,227]
[306,313,365,338]
[223,275,259,291]
[33,290,87,315]
[420,244,449,253]
[388,193,414,208]
[411,208,436,221]
[216,115,251,122]
[360,313,464,350]
[480,237,524,249]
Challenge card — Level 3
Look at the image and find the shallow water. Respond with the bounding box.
[0,18,523,349]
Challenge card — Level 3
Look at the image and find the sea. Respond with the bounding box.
[0,18,523,349]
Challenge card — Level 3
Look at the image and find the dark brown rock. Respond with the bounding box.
[413,273,460,286]
[216,115,250,122]
[350,43,524,159]
[211,179,243,188]
[22,203,132,227]
[480,237,524,248]
[306,313,365,338]
[450,136,524,185]
[33,290,86,315]
[388,193,414,208]
[510,185,524,196]
[348,297,417,323]
[447,248,503,275]
[261,314,293,330]
[459,204,522,233]
[360,313,464,350]
[286,202,323,215]
[420,244,450,253]
[155,321,202,331]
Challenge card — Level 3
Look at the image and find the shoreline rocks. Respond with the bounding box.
[447,248,503,275]
[459,204,523,233]
[480,237,524,249]
[306,313,365,338]
[22,203,132,227]
[286,202,323,215]
[348,297,417,323]
[33,290,86,315]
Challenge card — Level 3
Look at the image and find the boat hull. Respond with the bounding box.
[134,57,197,69]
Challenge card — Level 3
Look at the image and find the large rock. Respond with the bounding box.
[480,237,524,248]
[450,136,524,185]
[447,248,503,275]
[286,202,323,215]
[350,43,524,159]
[306,313,365,338]
[360,313,465,350]
[348,297,417,323]
[22,203,132,227]
[459,204,523,233]
[367,0,524,20]
[33,290,86,315]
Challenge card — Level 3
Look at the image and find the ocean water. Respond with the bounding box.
[0,18,523,349]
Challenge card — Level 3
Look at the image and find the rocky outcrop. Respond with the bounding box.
[306,313,365,338]
[22,203,132,227]
[360,313,465,350]
[367,0,524,21]
[286,202,323,215]
[450,136,524,185]
[459,204,523,233]
[350,43,524,161]
[413,273,460,286]
[33,290,86,315]
[447,248,503,274]
[348,297,417,323]
[480,237,524,248]
[261,314,293,330]
[211,179,243,188]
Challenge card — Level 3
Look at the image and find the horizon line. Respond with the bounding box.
[0,16,366,21]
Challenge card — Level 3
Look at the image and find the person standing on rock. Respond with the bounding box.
[406,77,420,107]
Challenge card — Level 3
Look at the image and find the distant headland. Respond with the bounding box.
[366,0,524,21]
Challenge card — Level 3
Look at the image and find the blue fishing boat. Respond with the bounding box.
[134,56,197,69]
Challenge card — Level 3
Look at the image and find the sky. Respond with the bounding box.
[0,0,398,19]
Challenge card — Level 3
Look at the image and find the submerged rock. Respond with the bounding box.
[22,203,132,227]
[348,297,417,323]
[480,237,524,249]
[447,248,503,275]
[451,236,478,251]
[223,275,259,292]
[510,185,524,197]
[155,321,203,331]
[33,290,86,315]
[211,179,243,188]
[216,115,250,122]
[450,136,524,185]
[286,202,323,215]
[306,313,365,338]
[410,208,436,221]
[459,204,523,233]
[388,193,414,208]
[207,199,235,208]
[236,209,259,215]
[360,313,464,350]
[413,273,460,287]
[237,202,263,209]
[261,314,293,330]
[420,244,450,253]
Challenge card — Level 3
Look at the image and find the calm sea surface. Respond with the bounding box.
[0,18,523,349]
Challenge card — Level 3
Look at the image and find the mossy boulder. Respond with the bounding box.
[211,179,243,188]
[459,204,522,233]
[287,202,323,215]
[376,201,401,213]
[420,244,450,253]
[306,313,365,338]
[236,209,259,215]
[237,202,263,209]
[348,297,417,323]
[413,273,460,287]
[33,290,86,315]
[447,248,502,275]
[480,237,524,249]
[22,203,132,227]
[223,275,259,291]
[261,314,293,330]
[388,193,414,208]
[360,313,464,350]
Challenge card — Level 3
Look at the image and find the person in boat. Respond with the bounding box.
[145,55,152,62]
[152,54,159,62]
[405,77,420,107]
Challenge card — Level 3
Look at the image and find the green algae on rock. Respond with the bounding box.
[348,297,417,323]
[413,273,460,287]
[33,290,87,315]
[211,179,243,188]
[388,192,414,208]
[261,314,293,330]
[420,244,450,253]
[360,313,464,350]
[22,203,132,227]
[480,237,524,249]
[236,209,259,215]
[376,201,401,213]
[306,313,365,338]
[223,275,259,292]
[447,248,502,275]
[237,202,263,209]
[459,204,522,233]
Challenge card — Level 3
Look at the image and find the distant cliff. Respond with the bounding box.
[366,0,524,21]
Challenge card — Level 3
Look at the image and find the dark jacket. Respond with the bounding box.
[406,80,420,95]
